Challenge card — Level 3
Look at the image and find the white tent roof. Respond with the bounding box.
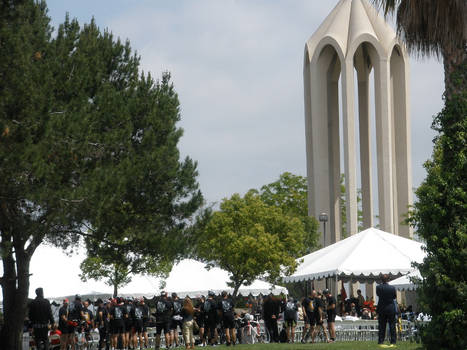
[389,269,421,291]
[156,259,287,297]
[284,227,425,283]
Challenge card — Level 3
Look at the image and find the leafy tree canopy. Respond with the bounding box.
[0,2,202,348]
[257,172,318,253]
[79,255,172,297]
[196,190,307,297]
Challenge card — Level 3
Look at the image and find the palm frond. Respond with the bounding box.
[372,0,466,58]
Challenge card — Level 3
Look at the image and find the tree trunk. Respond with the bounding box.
[113,283,118,298]
[0,246,32,350]
[232,282,242,298]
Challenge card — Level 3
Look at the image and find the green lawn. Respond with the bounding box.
[223,342,422,350]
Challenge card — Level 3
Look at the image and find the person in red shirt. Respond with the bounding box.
[49,325,62,348]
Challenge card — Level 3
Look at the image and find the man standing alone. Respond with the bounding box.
[28,287,55,350]
[376,274,397,346]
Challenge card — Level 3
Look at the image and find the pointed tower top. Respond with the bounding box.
[306,0,400,62]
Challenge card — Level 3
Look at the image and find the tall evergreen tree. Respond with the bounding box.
[0,2,202,348]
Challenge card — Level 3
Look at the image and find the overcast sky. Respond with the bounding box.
[10,0,446,298]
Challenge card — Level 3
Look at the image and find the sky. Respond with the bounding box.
[8,0,446,298]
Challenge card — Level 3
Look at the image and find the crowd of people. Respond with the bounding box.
[26,276,407,350]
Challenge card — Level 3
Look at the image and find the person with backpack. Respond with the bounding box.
[170,293,183,348]
[28,287,55,350]
[283,296,298,343]
[154,291,173,349]
[219,291,236,346]
[204,291,219,346]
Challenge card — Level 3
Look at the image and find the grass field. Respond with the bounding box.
[216,342,423,350]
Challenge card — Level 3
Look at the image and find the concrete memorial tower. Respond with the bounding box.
[304,0,413,246]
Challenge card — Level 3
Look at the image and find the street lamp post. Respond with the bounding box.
[319,212,328,247]
[319,212,329,289]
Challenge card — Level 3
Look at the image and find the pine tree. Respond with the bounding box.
[0,2,202,349]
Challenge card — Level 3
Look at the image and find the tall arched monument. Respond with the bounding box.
[304,0,413,246]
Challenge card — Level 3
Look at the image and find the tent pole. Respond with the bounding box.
[335,274,338,299]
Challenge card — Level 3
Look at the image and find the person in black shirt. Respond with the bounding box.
[68,295,85,349]
[139,297,150,348]
[376,274,397,345]
[300,293,314,343]
[131,298,146,349]
[310,290,331,343]
[82,300,94,346]
[95,299,109,350]
[283,297,298,343]
[28,287,55,350]
[58,298,71,350]
[324,289,336,342]
[170,293,183,347]
[110,297,127,349]
[155,291,173,349]
[262,293,280,343]
[204,291,219,346]
[123,298,134,349]
[194,296,207,347]
[219,291,236,346]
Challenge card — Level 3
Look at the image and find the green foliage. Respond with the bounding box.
[258,172,319,254]
[196,191,307,296]
[79,255,172,297]
[0,2,201,348]
[409,63,467,350]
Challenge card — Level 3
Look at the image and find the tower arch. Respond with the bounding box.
[304,0,413,245]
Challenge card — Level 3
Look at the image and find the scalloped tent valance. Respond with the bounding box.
[283,228,425,283]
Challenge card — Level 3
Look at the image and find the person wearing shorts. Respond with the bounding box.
[140,297,150,348]
[204,291,219,346]
[324,289,336,342]
[283,297,298,343]
[310,291,331,343]
[68,295,84,349]
[95,299,109,350]
[131,298,146,349]
[170,293,183,347]
[58,299,72,350]
[110,298,127,349]
[195,296,207,347]
[219,291,236,346]
[300,293,314,343]
[155,291,173,349]
[124,298,134,349]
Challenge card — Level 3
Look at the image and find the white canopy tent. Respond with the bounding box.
[284,227,425,283]
[48,259,288,301]
[155,259,288,297]
[389,269,421,291]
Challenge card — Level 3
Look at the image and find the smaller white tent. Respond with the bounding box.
[284,227,425,283]
[389,269,421,291]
